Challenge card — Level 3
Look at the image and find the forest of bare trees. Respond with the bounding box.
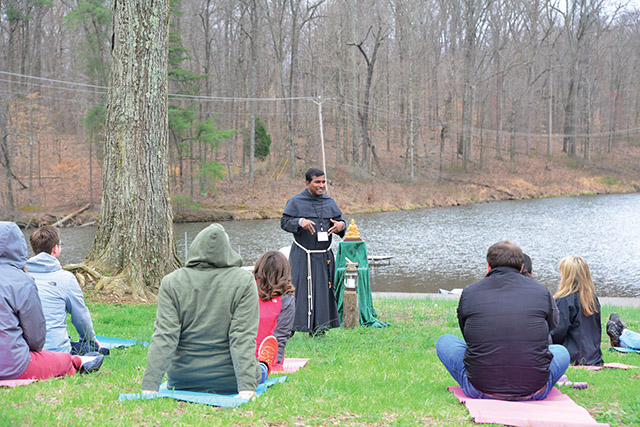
[1,0,639,219]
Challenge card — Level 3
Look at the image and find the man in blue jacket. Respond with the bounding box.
[26,225,107,355]
[0,221,103,380]
[436,241,569,401]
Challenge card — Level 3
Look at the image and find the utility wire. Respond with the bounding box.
[2,70,639,139]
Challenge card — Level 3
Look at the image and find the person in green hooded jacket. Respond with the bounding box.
[141,224,277,399]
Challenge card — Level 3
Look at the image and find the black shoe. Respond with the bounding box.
[606,320,620,347]
[609,312,626,332]
[81,354,104,373]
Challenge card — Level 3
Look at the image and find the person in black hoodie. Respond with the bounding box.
[550,256,603,365]
[436,241,569,400]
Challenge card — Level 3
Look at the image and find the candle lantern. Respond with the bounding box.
[342,259,360,328]
[344,261,359,290]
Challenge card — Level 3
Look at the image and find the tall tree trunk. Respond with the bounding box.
[349,0,359,165]
[0,104,16,219]
[86,0,179,300]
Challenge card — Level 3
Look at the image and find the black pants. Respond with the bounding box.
[70,340,110,356]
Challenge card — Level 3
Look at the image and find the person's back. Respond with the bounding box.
[26,252,96,352]
[551,256,603,365]
[437,241,568,401]
[459,266,555,395]
[253,250,296,366]
[26,226,97,354]
[142,224,261,394]
[0,222,46,379]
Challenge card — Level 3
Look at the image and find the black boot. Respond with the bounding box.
[606,312,626,347]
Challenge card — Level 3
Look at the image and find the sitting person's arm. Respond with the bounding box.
[230,277,261,395]
[64,273,98,347]
[141,281,181,392]
[550,296,574,344]
[18,278,47,352]
[273,294,296,364]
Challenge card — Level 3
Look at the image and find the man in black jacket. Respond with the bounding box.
[436,241,569,400]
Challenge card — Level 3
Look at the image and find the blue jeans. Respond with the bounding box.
[259,362,269,384]
[436,334,570,400]
[620,329,640,349]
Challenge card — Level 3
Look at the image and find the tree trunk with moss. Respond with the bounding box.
[85,0,179,300]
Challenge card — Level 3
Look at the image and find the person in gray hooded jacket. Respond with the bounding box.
[0,221,103,380]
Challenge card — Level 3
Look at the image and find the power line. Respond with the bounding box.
[2,70,639,140]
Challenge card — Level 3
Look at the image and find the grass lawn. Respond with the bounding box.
[2,298,639,426]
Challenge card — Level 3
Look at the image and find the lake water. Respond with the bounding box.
[23,192,640,297]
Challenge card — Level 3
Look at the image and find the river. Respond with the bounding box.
[23,192,640,297]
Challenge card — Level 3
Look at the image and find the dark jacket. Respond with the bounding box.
[457,266,558,396]
[550,293,603,365]
[0,222,46,380]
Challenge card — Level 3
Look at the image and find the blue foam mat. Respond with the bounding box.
[96,335,149,349]
[609,346,640,353]
[119,376,287,407]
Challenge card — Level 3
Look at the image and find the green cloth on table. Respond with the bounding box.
[334,240,389,328]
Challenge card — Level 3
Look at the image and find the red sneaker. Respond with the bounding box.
[257,335,278,373]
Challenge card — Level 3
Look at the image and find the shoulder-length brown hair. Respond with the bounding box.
[554,256,599,316]
[253,250,295,302]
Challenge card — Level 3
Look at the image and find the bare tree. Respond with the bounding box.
[350,7,388,171]
[557,0,610,157]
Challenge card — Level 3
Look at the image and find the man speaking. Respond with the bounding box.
[281,168,345,336]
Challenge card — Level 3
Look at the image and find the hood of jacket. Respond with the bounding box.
[26,252,62,274]
[186,223,243,269]
[0,222,28,271]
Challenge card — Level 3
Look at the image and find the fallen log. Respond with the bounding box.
[52,204,90,227]
[64,263,103,281]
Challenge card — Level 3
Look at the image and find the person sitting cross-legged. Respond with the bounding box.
[141,224,278,398]
[0,221,104,381]
[253,250,296,369]
[550,256,603,366]
[436,241,569,401]
[26,225,108,356]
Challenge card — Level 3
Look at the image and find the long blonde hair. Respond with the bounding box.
[554,256,599,316]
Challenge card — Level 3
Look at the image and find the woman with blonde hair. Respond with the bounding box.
[550,256,603,365]
[253,250,296,369]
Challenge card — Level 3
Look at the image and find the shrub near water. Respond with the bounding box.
[1,299,639,425]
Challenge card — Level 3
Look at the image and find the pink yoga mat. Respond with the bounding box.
[0,379,38,388]
[271,358,309,374]
[571,362,639,371]
[448,386,609,427]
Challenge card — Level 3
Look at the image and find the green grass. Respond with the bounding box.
[2,299,639,426]
[595,176,623,186]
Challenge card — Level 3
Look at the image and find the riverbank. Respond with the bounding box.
[373,292,640,307]
[10,142,640,226]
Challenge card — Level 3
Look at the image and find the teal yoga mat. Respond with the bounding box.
[96,335,149,349]
[118,376,287,407]
[609,346,640,353]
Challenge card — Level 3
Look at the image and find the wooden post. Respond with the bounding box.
[343,289,359,328]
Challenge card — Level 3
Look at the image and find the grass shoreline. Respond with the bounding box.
[2,298,639,426]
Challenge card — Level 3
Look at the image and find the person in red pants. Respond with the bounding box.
[0,222,103,381]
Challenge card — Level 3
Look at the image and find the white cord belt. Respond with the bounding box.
[294,240,331,329]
